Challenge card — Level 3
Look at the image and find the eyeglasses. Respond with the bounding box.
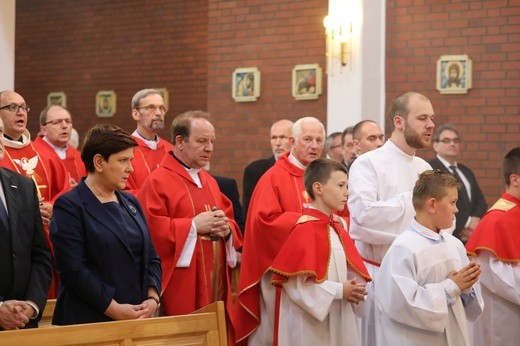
[0,103,30,113]
[136,104,167,114]
[43,118,72,126]
[438,137,460,144]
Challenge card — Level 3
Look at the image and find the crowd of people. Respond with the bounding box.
[0,89,518,346]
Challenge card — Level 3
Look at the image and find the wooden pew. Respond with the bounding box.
[0,301,227,345]
[40,299,56,327]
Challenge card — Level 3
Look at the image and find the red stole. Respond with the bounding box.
[270,208,371,285]
[466,193,520,262]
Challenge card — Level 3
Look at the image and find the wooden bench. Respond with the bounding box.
[0,301,227,345]
[40,298,56,327]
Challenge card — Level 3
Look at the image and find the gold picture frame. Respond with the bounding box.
[96,90,117,118]
[436,55,472,94]
[156,88,169,111]
[47,92,67,107]
[232,67,261,102]
[292,64,322,100]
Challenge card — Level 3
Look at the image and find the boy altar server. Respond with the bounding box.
[269,159,370,346]
[466,146,520,346]
[375,169,483,346]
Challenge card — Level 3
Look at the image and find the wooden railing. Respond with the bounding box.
[0,301,227,345]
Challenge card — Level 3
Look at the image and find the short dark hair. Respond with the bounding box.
[412,169,460,210]
[387,91,430,125]
[433,123,460,143]
[170,110,210,143]
[304,158,348,200]
[81,124,137,173]
[503,147,520,186]
[352,120,377,140]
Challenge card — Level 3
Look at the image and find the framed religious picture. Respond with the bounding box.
[156,87,169,110]
[232,67,261,102]
[96,90,117,117]
[436,55,472,94]
[47,92,67,107]
[292,64,322,100]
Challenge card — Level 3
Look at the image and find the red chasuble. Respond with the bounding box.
[32,136,86,187]
[137,154,242,328]
[270,208,370,286]
[1,135,70,298]
[466,192,520,262]
[235,152,350,343]
[125,136,172,196]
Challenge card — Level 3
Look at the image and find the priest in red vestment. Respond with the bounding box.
[235,117,350,344]
[125,89,173,196]
[465,146,520,346]
[0,91,70,298]
[32,105,86,187]
[138,110,242,342]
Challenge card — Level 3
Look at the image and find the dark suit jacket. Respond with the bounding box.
[214,175,245,233]
[242,156,276,221]
[0,168,52,329]
[50,180,161,325]
[429,157,488,238]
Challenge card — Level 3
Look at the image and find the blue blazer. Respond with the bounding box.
[50,180,161,325]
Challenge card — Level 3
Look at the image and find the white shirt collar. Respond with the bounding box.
[43,136,67,159]
[132,130,158,150]
[288,152,307,169]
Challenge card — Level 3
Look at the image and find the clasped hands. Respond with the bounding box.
[193,207,231,239]
[0,300,36,330]
[343,278,367,305]
[448,261,481,292]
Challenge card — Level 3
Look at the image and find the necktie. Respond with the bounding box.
[449,165,469,201]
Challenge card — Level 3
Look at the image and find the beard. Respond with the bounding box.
[404,122,430,149]
[149,119,165,131]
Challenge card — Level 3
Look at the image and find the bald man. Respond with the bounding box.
[352,120,385,156]
[242,119,293,221]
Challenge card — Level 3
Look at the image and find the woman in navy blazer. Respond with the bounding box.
[50,124,161,325]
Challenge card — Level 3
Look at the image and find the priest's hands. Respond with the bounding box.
[448,262,481,292]
[193,206,231,239]
[342,278,367,304]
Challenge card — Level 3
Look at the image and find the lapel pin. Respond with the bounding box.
[129,205,137,215]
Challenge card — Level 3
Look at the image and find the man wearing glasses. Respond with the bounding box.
[124,89,172,196]
[33,105,86,187]
[429,122,487,242]
[0,91,69,299]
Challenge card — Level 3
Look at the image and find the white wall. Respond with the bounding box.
[326,0,386,134]
[0,0,15,91]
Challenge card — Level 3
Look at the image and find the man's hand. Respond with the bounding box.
[39,198,53,224]
[0,300,30,330]
[193,207,231,239]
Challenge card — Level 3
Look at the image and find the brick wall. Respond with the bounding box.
[386,0,520,203]
[206,0,328,179]
[15,0,209,142]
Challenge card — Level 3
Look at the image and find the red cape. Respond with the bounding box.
[270,208,370,285]
[466,192,520,262]
[234,153,350,343]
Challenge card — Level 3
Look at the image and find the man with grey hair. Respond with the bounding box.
[324,131,344,162]
[236,116,350,344]
[125,88,172,195]
[242,119,293,220]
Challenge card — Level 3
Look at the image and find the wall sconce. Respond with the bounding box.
[323,15,352,70]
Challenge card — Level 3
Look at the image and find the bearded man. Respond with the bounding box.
[125,89,172,195]
[347,91,435,346]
